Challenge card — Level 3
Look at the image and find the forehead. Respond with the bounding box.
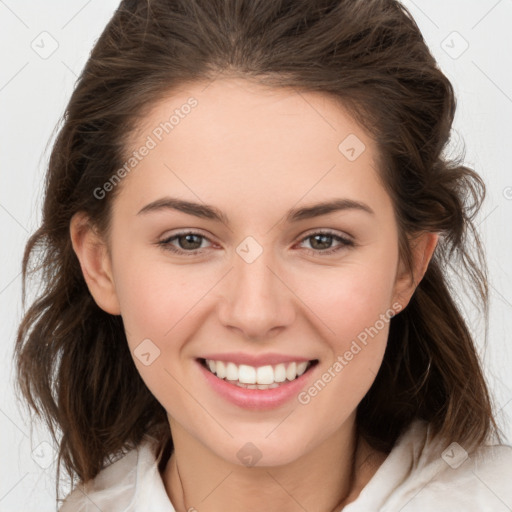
[116,78,390,222]
[132,77,370,159]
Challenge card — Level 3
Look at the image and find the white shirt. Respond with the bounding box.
[59,419,512,511]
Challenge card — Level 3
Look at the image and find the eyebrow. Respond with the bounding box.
[137,196,375,224]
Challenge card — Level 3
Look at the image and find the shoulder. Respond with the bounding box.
[411,440,512,511]
[345,419,512,512]
[385,420,512,511]
[59,436,175,512]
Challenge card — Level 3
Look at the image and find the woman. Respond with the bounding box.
[15,0,512,510]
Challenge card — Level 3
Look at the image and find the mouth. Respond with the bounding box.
[196,357,320,390]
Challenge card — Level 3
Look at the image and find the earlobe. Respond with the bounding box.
[392,232,439,310]
[69,212,121,315]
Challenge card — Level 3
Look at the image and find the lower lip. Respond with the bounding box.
[195,359,319,411]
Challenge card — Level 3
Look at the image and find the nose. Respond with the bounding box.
[217,243,296,341]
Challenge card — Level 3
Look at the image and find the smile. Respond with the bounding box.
[200,358,318,389]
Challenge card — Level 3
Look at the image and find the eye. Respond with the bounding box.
[156,229,355,257]
[297,230,355,256]
[157,231,213,255]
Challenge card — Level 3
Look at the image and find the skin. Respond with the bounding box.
[70,77,438,512]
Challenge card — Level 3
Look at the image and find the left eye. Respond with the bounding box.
[299,232,354,254]
[157,230,354,256]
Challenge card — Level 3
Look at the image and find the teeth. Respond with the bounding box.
[204,359,312,385]
[286,362,297,381]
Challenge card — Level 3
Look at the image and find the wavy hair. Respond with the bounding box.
[14,0,504,503]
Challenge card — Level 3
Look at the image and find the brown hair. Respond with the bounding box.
[15,0,504,502]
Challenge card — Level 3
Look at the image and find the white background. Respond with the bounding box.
[1,1,511,510]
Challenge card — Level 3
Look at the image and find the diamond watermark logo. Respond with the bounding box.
[236,442,262,467]
[236,236,263,264]
[134,338,161,366]
[441,31,469,60]
[31,441,57,469]
[338,134,366,161]
[31,31,59,59]
[442,442,469,469]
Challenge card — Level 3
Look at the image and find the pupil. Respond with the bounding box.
[312,234,332,250]
[181,234,201,249]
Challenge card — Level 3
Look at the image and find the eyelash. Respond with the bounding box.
[156,230,355,257]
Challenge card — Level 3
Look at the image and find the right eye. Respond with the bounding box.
[157,231,214,255]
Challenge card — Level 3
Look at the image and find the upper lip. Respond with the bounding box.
[199,352,317,367]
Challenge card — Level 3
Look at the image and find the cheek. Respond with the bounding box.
[111,246,198,342]
[295,258,398,345]
[290,253,399,408]
[291,264,396,427]
[111,256,197,404]
[114,240,399,352]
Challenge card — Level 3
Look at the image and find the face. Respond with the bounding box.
[74,78,426,467]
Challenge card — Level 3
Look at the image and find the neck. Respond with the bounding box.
[161,415,386,512]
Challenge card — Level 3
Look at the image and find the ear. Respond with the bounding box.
[392,231,439,310]
[70,212,121,315]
